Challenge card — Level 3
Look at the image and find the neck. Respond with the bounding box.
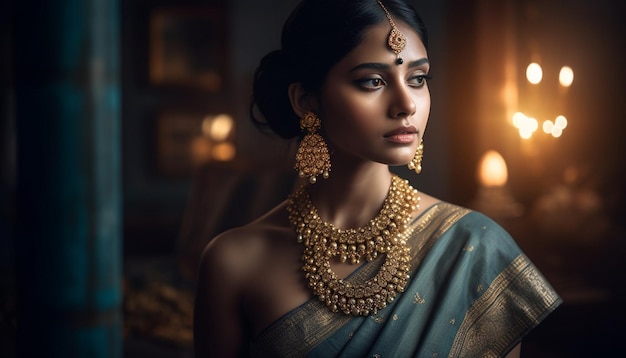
[305,163,393,230]
[288,168,417,316]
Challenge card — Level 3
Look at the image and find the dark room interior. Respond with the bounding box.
[2,0,625,357]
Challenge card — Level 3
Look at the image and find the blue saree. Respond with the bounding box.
[251,203,562,357]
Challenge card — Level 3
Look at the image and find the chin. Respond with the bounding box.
[371,150,414,167]
[384,157,413,167]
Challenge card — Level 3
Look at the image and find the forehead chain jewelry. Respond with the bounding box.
[376,0,407,65]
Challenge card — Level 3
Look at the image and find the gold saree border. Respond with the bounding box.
[250,203,470,357]
[449,254,562,357]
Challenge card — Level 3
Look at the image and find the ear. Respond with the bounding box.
[288,82,318,118]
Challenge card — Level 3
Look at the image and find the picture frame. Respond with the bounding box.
[149,6,228,92]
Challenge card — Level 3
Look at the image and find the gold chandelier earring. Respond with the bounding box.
[294,112,331,184]
[408,140,424,174]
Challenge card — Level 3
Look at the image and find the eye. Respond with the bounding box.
[408,74,431,88]
[355,77,386,90]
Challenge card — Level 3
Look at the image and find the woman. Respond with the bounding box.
[193,0,561,356]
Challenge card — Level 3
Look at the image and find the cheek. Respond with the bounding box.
[320,90,380,135]
[416,92,431,132]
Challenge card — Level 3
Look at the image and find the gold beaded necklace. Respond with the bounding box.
[287,175,420,316]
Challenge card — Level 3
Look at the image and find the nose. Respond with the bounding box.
[389,84,417,119]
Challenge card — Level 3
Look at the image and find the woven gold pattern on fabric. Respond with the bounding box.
[448,254,562,357]
[413,292,426,304]
[251,203,470,357]
[250,298,352,358]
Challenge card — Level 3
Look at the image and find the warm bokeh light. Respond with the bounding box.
[542,120,554,134]
[197,113,236,162]
[212,142,236,161]
[512,112,526,127]
[526,63,543,84]
[555,115,568,129]
[190,137,212,166]
[551,126,563,138]
[516,64,572,139]
[512,112,538,139]
[202,113,234,141]
[559,66,574,87]
[542,116,568,138]
[478,150,508,187]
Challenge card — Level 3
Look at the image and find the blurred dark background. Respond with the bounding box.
[1,0,625,357]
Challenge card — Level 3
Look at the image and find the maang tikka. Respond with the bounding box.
[377,0,407,65]
[294,112,331,184]
[408,140,424,174]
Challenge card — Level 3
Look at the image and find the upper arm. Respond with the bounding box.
[193,233,249,357]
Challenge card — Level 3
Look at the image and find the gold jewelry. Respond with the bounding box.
[287,175,421,316]
[408,139,424,174]
[294,112,331,184]
[377,0,407,65]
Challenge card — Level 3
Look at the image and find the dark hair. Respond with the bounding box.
[250,0,428,139]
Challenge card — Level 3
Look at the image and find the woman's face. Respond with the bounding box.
[317,21,430,167]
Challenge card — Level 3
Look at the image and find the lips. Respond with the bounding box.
[384,126,418,144]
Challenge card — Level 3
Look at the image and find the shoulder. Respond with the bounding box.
[421,195,511,238]
[193,201,298,355]
[417,197,520,256]
[197,200,293,283]
[198,226,261,280]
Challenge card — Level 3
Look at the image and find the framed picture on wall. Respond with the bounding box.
[149,6,228,92]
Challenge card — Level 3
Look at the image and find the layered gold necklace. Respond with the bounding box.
[287,175,420,316]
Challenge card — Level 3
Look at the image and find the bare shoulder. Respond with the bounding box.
[197,199,293,282]
[193,200,297,355]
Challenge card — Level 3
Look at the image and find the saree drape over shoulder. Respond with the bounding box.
[251,203,562,357]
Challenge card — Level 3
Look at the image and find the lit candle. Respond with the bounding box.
[472,150,523,218]
[478,150,508,187]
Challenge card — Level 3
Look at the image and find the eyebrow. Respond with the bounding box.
[350,58,430,72]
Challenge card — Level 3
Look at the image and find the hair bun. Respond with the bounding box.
[259,50,290,75]
[251,49,301,139]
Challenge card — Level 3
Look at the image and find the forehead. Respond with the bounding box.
[336,21,428,68]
